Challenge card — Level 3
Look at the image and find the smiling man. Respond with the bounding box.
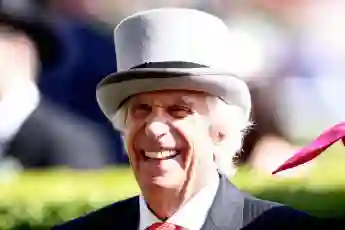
[53,8,324,230]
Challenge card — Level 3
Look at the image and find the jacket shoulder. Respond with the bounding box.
[51,196,139,230]
[242,195,323,229]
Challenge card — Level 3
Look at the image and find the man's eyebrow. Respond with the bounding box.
[173,97,196,106]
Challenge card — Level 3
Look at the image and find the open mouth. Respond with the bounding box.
[139,149,181,160]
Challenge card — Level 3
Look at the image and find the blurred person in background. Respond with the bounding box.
[38,0,128,163]
[238,0,345,175]
[292,0,345,129]
[0,0,113,170]
[54,8,322,230]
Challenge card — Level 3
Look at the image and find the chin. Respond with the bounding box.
[153,177,181,188]
[142,173,185,191]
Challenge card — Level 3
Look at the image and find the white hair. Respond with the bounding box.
[110,95,252,177]
[205,96,252,176]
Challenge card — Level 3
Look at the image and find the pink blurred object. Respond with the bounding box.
[272,122,345,174]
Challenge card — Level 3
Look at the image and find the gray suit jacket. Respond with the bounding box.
[52,173,326,230]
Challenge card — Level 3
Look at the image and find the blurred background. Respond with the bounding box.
[1,0,345,229]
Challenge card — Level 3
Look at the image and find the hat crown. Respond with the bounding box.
[114,8,233,72]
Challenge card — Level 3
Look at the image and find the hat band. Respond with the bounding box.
[99,61,210,87]
[131,61,208,69]
[100,61,210,109]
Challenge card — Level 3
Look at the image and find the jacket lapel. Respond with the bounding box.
[201,173,245,230]
[105,196,139,230]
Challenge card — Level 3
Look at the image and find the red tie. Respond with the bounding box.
[145,222,184,230]
[272,122,345,174]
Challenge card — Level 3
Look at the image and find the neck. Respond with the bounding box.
[143,170,216,219]
[143,186,191,220]
[144,176,195,219]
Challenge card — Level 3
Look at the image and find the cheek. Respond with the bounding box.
[173,117,215,160]
[122,121,143,159]
[123,117,144,140]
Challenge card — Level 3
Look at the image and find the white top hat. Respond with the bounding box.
[96,8,251,121]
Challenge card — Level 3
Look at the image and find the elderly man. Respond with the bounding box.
[53,8,324,230]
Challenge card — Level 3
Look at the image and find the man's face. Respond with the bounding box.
[0,25,37,97]
[123,90,219,196]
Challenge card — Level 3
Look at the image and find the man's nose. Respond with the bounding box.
[145,120,170,139]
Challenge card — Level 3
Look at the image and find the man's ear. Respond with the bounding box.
[217,131,225,143]
[210,125,225,144]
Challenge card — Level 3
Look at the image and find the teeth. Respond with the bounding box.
[144,150,179,159]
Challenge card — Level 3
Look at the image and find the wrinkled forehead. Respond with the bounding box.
[127,90,212,107]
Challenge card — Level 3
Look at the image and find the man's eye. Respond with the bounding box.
[130,104,152,118]
[167,105,193,118]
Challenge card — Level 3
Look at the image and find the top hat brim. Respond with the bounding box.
[96,68,251,121]
[0,12,61,68]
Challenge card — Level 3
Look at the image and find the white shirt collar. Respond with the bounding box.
[0,80,40,143]
[139,171,220,230]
